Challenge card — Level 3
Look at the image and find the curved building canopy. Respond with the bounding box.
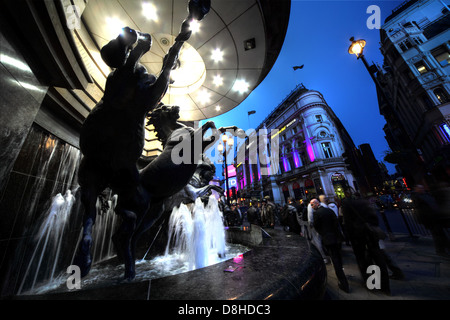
[81,0,290,120]
[0,0,290,123]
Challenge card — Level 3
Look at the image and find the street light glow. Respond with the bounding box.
[348,37,366,57]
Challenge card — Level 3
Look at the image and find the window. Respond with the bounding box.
[433,123,450,144]
[413,37,423,45]
[315,115,323,122]
[398,39,413,52]
[321,142,333,158]
[433,87,449,104]
[414,61,428,74]
[431,46,450,67]
[404,39,413,49]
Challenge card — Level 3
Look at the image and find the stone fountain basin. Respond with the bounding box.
[14,226,327,300]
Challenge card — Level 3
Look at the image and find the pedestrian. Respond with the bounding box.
[225,200,241,227]
[300,198,311,239]
[412,184,450,256]
[261,196,275,229]
[340,189,391,295]
[246,201,259,226]
[327,197,339,217]
[319,194,328,208]
[310,198,350,293]
[307,197,328,263]
[282,197,302,234]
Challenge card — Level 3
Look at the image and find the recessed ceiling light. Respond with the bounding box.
[189,20,200,33]
[213,74,223,86]
[215,105,221,111]
[106,17,125,38]
[211,48,224,62]
[244,38,256,51]
[197,89,211,105]
[233,79,249,94]
[142,2,158,21]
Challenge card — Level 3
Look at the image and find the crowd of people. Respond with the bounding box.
[217,182,449,295]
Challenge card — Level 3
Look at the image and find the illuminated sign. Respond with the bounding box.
[228,177,237,187]
[224,165,236,177]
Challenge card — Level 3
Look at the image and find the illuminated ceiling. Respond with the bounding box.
[80,0,290,121]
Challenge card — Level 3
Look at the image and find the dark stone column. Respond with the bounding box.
[0,30,48,194]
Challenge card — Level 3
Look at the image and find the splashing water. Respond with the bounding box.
[165,196,228,270]
[17,189,120,295]
[18,190,76,294]
[18,194,247,295]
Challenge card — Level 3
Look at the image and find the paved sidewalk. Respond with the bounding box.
[323,233,450,300]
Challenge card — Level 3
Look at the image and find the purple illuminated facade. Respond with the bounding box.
[235,84,360,204]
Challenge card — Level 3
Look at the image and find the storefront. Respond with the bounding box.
[331,172,347,199]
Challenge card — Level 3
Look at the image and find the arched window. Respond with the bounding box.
[321,142,334,158]
[433,87,449,104]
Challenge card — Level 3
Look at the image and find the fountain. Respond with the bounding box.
[15,188,120,295]
[15,193,247,296]
[164,196,227,271]
[5,0,327,300]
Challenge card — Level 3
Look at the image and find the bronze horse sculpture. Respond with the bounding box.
[74,0,212,279]
[117,104,242,279]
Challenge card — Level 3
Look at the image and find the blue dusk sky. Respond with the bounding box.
[204,0,405,175]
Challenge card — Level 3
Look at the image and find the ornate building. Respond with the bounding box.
[235,84,369,205]
[375,0,450,185]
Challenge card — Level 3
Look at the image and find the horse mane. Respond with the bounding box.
[147,103,182,144]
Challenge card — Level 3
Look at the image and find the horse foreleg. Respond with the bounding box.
[113,208,137,280]
[73,185,100,278]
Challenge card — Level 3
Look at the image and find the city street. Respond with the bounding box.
[324,207,450,300]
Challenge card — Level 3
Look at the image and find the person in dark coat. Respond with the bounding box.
[340,191,391,295]
[310,198,350,293]
[246,202,260,226]
[412,184,450,256]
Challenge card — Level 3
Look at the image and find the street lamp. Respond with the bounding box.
[348,36,420,187]
[348,37,366,58]
[218,133,234,206]
[348,37,376,82]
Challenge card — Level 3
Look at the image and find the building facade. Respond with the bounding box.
[235,84,368,205]
[375,0,450,185]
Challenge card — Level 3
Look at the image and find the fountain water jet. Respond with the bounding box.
[18,190,75,294]
[164,195,228,271]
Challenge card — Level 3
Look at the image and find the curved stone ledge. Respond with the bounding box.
[11,227,327,300]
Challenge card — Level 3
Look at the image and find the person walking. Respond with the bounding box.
[412,184,450,256]
[307,197,328,263]
[310,198,350,293]
[246,201,260,226]
[261,197,275,229]
[340,190,391,295]
[281,197,302,234]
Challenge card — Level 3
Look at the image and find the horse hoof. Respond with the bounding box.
[73,235,93,277]
[73,253,92,278]
[124,270,136,281]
